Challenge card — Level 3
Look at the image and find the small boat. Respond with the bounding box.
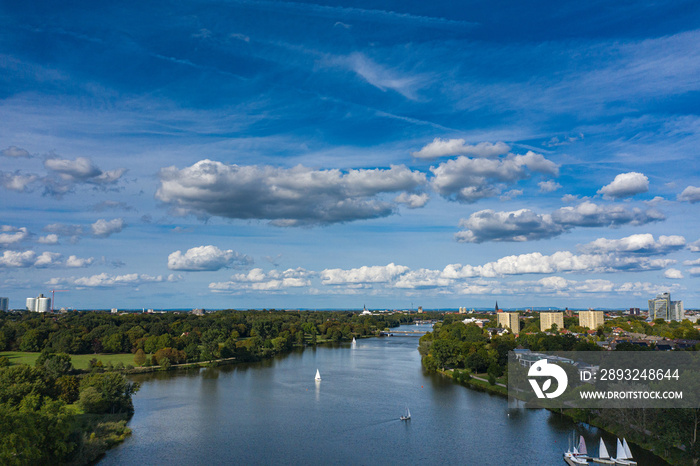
[315,369,321,381]
[400,406,411,421]
[564,433,589,465]
[591,438,615,464]
[612,438,636,465]
[352,337,356,344]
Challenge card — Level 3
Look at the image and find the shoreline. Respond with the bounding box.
[438,368,673,465]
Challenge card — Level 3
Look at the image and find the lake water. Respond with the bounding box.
[101,324,663,465]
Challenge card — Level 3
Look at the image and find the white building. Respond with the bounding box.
[26,294,51,312]
[648,292,684,321]
[0,297,8,312]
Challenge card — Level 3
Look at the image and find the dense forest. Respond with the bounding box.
[418,317,700,465]
[0,309,415,463]
[0,309,414,365]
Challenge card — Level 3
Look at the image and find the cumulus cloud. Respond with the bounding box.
[92,201,133,212]
[0,171,39,192]
[455,209,563,243]
[411,139,510,159]
[579,234,685,255]
[430,151,558,203]
[156,160,426,226]
[456,202,665,243]
[43,219,126,242]
[91,218,126,238]
[210,267,312,292]
[65,255,95,268]
[664,268,683,279]
[597,172,649,199]
[394,192,429,208]
[168,245,253,271]
[689,267,700,276]
[1,146,31,158]
[320,263,409,285]
[689,239,700,252]
[38,234,59,245]
[678,186,700,203]
[0,226,30,247]
[0,250,54,267]
[538,180,562,193]
[42,155,126,196]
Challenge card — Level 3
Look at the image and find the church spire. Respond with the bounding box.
[495,301,499,312]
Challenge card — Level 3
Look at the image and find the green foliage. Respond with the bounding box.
[79,372,140,415]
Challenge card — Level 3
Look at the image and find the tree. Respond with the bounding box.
[79,372,140,414]
[133,348,146,366]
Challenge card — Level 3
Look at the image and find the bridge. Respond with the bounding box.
[379,330,428,336]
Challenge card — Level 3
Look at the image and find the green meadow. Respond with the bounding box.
[1,351,137,370]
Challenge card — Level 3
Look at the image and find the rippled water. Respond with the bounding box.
[101,324,663,465]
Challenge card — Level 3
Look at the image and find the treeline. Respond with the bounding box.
[419,319,699,465]
[0,310,413,364]
[0,352,138,464]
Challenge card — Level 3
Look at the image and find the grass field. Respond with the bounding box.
[1,351,137,370]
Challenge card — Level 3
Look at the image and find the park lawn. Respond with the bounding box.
[0,351,137,370]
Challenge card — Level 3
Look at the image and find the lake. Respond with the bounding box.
[101,324,663,465]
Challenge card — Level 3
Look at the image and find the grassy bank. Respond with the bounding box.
[1,351,136,370]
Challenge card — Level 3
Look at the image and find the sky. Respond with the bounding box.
[1,1,700,311]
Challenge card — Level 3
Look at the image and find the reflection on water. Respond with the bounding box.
[101,324,665,465]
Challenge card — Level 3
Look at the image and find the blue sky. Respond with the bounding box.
[2,1,700,310]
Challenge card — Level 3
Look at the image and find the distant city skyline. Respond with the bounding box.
[1,1,700,309]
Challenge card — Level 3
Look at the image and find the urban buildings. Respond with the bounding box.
[26,294,51,313]
[540,311,564,332]
[578,310,605,330]
[0,297,8,312]
[497,311,520,333]
[648,292,684,321]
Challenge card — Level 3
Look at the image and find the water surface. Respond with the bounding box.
[101,324,662,465]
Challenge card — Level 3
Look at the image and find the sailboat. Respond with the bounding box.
[564,433,589,465]
[315,369,321,381]
[591,438,614,464]
[613,438,636,465]
[400,406,411,421]
[352,337,356,344]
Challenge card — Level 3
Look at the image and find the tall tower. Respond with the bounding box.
[495,301,499,312]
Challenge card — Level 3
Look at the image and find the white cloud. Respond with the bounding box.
[683,258,700,266]
[411,139,510,159]
[538,180,562,193]
[430,151,558,203]
[330,52,426,100]
[65,255,95,268]
[689,267,700,276]
[664,268,683,279]
[42,155,126,196]
[320,263,408,285]
[394,192,429,208]
[597,172,649,199]
[456,203,665,243]
[0,171,39,192]
[0,226,30,246]
[49,272,168,288]
[34,251,62,267]
[156,159,426,226]
[0,250,39,267]
[678,186,700,203]
[209,267,312,292]
[1,146,31,157]
[689,239,700,252]
[168,245,253,271]
[91,218,126,238]
[579,234,685,255]
[38,234,59,244]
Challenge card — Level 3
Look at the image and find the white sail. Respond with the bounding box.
[622,438,633,459]
[616,439,628,460]
[352,337,356,344]
[315,369,321,381]
[599,438,610,459]
[578,435,587,455]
